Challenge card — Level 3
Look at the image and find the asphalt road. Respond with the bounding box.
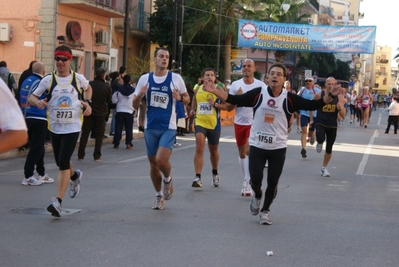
[0,108,398,267]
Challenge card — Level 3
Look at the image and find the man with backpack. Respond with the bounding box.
[0,61,17,97]
[297,77,321,158]
[19,61,55,186]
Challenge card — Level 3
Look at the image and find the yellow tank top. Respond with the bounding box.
[195,85,218,129]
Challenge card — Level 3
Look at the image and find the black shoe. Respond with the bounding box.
[138,126,144,132]
[109,132,115,136]
[103,135,108,139]
[301,148,307,158]
[385,131,388,134]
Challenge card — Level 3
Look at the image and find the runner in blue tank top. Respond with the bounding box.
[133,47,189,210]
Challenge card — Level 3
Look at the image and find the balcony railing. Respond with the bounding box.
[114,11,149,35]
[380,59,389,64]
[319,5,334,17]
[59,0,125,18]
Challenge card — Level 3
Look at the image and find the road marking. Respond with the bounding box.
[356,130,378,175]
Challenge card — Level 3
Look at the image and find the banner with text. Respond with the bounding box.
[238,19,376,54]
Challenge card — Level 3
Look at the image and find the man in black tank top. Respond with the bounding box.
[313,77,347,177]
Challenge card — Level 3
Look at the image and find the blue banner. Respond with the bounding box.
[238,19,376,54]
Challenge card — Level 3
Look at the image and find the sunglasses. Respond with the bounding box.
[54,57,69,62]
[305,80,313,83]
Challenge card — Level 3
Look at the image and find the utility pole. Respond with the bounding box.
[216,0,222,76]
[172,0,178,72]
[178,0,184,74]
[123,0,130,68]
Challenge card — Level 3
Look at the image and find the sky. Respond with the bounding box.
[358,0,399,66]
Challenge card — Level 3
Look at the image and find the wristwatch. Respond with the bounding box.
[179,95,184,102]
[214,102,219,108]
[84,99,92,105]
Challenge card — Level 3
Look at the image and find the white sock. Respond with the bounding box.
[156,191,163,197]
[244,156,250,182]
[239,156,245,179]
[163,176,171,183]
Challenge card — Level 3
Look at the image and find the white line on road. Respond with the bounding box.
[356,130,378,175]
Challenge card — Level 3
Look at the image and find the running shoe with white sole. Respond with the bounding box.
[250,195,261,215]
[316,143,322,153]
[321,167,331,177]
[192,177,203,188]
[38,174,55,184]
[310,136,315,145]
[259,211,272,225]
[152,195,164,210]
[69,169,83,198]
[47,197,61,217]
[212,174,220,187]
[163,178,174,200]
[21,176,43,186]
[241,181,253,197]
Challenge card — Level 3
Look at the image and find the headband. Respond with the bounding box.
[54,51,72,59]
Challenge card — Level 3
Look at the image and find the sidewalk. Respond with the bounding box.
[0,121,144,160]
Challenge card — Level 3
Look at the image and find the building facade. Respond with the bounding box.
[0,0,151,81]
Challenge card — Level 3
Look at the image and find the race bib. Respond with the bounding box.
[198,102,213,115]
[254,131,276,149]
[150,91,169,109]
[52,107,75,123]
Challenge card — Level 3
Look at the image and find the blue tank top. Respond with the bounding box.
[146,72,176,130]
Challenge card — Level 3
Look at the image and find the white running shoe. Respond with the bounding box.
[22,176,43,186]
[316,143,322,153]
[192,177,203,188]
[173,143,182,148]
[38,174,55,184]
[152,195,164,210]
[259,211,272,225]
[163,178,174,201]
[250,195,261,215]
[321,167,331,177]
[212,174,220,187]
[241,181,253,197]
[47,197,61,217]
[69,170,83,198]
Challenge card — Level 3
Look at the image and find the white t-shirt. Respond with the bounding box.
[0,79,27,132]
[34,72,89,134]
[229,78,265,125]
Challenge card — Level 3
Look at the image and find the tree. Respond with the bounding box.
[296,52,337,77]
[329,59,351,81]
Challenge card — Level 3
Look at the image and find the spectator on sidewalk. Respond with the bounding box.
[112,74,135,149]
[385,96,399,134]
[78,67,111,161]
[0,61,17,97]
[19,61,55,186]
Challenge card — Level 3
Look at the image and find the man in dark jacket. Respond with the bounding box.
[77,67,111,161]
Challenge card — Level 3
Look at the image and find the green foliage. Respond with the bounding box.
[330,59,351,81]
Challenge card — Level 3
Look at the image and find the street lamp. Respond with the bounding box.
[282,1,290,13]
[265,2,290,76]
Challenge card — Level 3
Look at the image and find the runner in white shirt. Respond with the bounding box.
[226,59,265,196]
[0,79,27,153]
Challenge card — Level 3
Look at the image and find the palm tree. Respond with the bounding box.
[184,0,261,81]
[257,0,310,63]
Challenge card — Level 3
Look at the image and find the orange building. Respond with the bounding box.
[0,0,151,81]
